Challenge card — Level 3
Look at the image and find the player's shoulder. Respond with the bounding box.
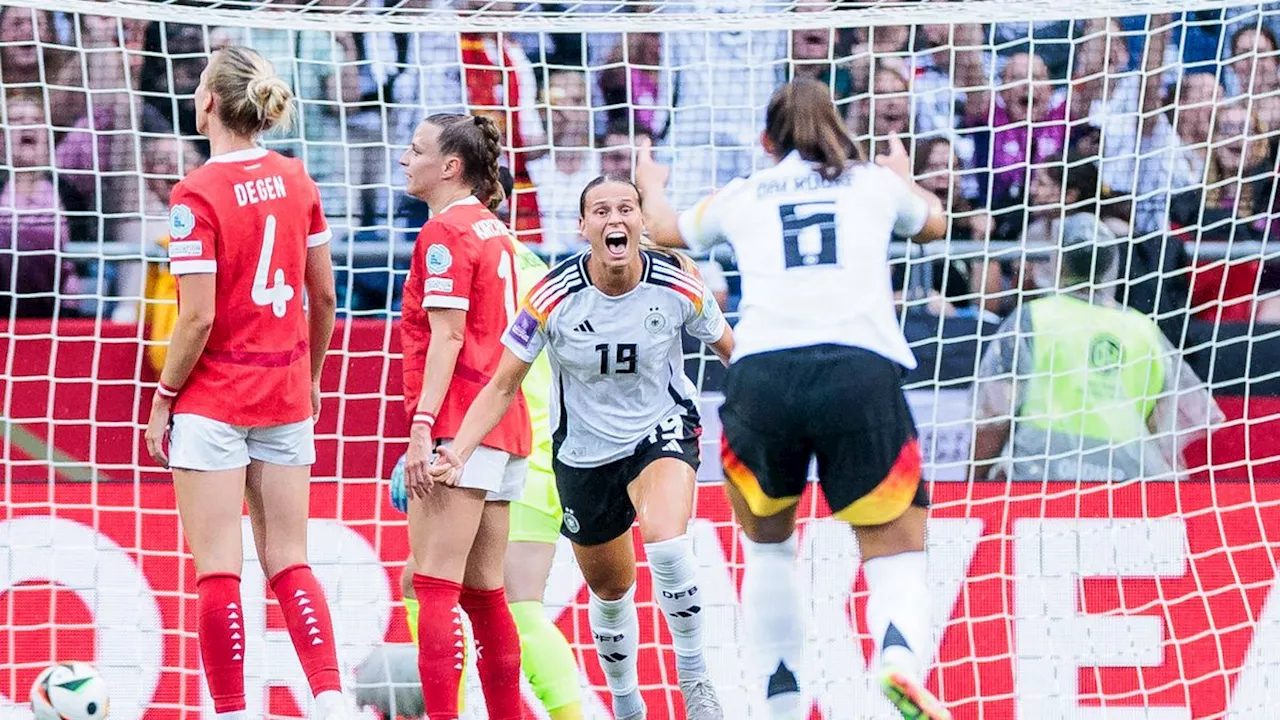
[643,250,704,307]
[525,252,589,321]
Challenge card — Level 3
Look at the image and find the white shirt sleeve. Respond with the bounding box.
[676,178,744,252]
[888,168,931,238]
[683,281,727,345]
[502,306,549,364]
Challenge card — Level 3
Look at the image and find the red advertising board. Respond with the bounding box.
[2,481,1279,719]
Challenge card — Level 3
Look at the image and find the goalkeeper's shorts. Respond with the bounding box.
[509,465,563,545]
[719,344,928,527]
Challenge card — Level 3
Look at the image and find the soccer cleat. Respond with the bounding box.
[679,675,724,720]
[880,668,951,720]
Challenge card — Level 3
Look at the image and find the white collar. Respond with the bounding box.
[206,147,269,164]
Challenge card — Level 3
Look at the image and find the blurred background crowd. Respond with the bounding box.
[0,0,1277,328]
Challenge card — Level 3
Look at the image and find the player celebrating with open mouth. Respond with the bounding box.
[429,175,735,720]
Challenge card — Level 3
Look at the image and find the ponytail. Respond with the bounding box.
[427,113,507,211]
[765,79,859,181]
[207,45,295,137]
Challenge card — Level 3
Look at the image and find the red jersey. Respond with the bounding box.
[166,147,330,427]
[401,196,531,457]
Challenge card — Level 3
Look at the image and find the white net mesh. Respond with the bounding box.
[2,0,1279,718]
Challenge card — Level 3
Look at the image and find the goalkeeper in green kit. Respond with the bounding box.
[389,235,584,720]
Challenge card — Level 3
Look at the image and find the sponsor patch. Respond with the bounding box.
[508,308,539,348]
[426,244,453,275]
[167,240,203,259]
[169,204,196,240]
[423,277,454,294]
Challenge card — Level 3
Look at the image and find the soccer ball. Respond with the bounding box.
[30,662,109,720]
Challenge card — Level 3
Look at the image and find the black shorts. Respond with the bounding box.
[553,411,701,546]
[719,344,928,526]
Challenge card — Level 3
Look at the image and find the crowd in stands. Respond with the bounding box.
[0,0,1278,325]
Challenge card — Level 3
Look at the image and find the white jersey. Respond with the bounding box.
[503,250,726,468]
[677,151,930,368]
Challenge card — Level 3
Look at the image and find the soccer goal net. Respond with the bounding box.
[1,0,1278,718]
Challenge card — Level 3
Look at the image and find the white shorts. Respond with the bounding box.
[169,414,316,472]
[439,441,527,502]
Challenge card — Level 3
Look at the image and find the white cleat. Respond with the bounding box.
[679,675,724,720]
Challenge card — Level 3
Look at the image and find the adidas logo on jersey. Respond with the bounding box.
[573,320,596,333]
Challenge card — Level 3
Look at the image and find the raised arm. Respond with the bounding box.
[634,138,689,249]
[876,135,947,243]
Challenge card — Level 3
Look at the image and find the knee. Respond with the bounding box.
[638,517,687,545]
[588,578,635,602]
[740,519,796,545]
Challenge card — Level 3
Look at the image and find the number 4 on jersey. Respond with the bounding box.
[252,215,295,318]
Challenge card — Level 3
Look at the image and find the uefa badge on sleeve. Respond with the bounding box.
[426,244,453,275]
[169,204,196,240]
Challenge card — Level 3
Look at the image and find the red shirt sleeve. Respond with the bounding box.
[307,181,331,248]
[419,222,476,311]
[166,180,219,276]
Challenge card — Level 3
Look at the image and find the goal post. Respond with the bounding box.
[1,1,1279,718]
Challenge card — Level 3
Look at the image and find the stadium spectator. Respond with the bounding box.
[0,93,70,318]
[1171,101,1276,241]
[969,52,1068,221]
[293,17,364,222]
[599,122,654,179]
[529,70,599,258]
[412,2,547,242]
[1023,158,1131,247]
[1070,15,1195,239]
[913,20,988,167]
[913,136,1005,321]
[140,22,208,152]
[971,214,1222,482]
[789,0,854,112]
[1226,25,1280,130]
[851,62,912,155]
[847,11,913,95]
[1,7,143,235]
[662,0,787,209]
[596,26,665,136]
[1173,72,1226,176]
[112,113,205,324]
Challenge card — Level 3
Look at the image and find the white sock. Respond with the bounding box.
[313,689,346,718]
[741,533,804,718]
[589,584,645,718]
[645,534,707,678]
[863,550,931,678]
[215,713,248,720]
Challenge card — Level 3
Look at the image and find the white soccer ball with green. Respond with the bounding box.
[30,662,109,720]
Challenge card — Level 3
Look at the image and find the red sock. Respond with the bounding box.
[197,573,246,713]
[412,574,465,720]
[459,586,523,720]
[269,564,342,696]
